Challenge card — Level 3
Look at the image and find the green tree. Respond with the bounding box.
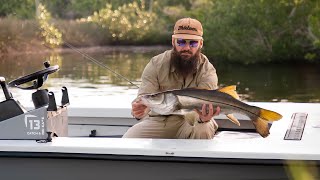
[37,3,62,48]
[43,0,152,19]
[201,0,315,63]
[86,1,157,43]
[0,0,35,19]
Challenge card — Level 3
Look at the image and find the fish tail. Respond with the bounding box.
[251,117,270,138]
[259,108,283,121]
[250,107,282,138]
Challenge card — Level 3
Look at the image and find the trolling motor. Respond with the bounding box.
[0,61,69,142]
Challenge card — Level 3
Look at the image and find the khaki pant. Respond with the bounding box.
[122,112,218,139]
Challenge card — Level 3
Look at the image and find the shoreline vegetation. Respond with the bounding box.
[3,43,171,56]
[0,0,320,64]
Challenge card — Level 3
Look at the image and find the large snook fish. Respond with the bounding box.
[140,86,282,138]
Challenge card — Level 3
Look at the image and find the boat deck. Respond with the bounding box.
[1,102,319,160]
[0,102,319,180]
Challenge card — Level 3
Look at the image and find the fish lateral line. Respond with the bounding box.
[174,94,280,122]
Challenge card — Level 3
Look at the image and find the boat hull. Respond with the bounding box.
[0,151,311,180]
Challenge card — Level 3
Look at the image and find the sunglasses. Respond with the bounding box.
[176,39,199,48]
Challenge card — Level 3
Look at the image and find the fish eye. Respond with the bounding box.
[147,94,157,98]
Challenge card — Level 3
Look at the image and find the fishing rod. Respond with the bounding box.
[17,8,140,89]
[61,41,140,88]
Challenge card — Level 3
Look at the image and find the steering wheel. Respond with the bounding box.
[8,62,59,90]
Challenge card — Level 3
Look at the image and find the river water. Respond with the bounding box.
[1,47,320,108]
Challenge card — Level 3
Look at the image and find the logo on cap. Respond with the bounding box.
[178,25,197,32]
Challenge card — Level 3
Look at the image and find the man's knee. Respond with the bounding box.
[122,123,145,138]
[192,121,218,139]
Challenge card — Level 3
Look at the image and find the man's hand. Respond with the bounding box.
[195,104,220,122]
[131,99,149,120]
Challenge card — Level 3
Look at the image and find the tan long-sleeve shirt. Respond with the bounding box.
[138,49,218,96]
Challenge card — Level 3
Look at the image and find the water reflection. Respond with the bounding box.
[216,62,320,102]
[0,51,153,87]
[1,50,320,103]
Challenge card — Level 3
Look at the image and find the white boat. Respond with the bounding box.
[0,64,319,180]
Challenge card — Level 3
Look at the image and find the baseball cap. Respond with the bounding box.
[172,17,203,40]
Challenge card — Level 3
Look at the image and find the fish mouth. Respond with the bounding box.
[140,93,165,107]
[140,93,179,115]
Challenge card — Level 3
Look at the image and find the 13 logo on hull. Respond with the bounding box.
[24,114,45,136]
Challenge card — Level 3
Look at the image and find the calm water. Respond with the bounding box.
[1,48,320,106]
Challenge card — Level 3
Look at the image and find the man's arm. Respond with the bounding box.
[198,63,218,90]
[132,59,159,119]
[195,58,220,121]
[138,59,159,96]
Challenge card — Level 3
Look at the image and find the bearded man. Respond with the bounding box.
[123,18,220,139]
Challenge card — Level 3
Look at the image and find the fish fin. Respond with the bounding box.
[252,117,270,138]
[226,114,241,126]
[218,85,239,99]
[259,108,282,121]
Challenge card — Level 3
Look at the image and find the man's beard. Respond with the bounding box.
[171,46,201,77]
